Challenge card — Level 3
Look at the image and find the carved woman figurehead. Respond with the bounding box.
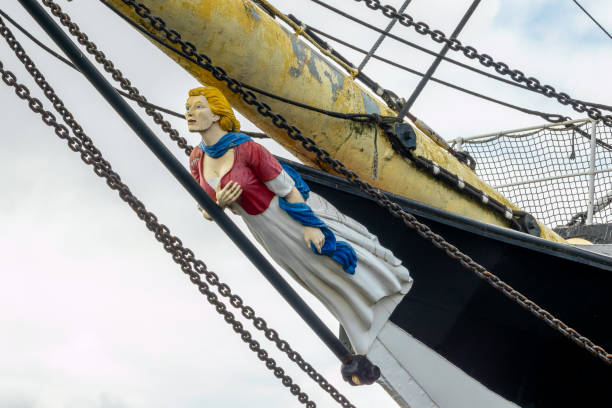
[185,84,412,358]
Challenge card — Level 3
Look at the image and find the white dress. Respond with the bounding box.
[208,172,413,354]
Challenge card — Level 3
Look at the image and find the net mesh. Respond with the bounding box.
[452,120,612,229]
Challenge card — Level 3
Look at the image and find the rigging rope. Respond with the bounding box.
[307,0,535,93]
[94,0,612,227]
[0,9,190,121]
[357,0,412,71]
[96,0,611,365]
[278,9,570,156]
[11,1,588,159]
[97,0,398,128]
[344,0,612,122]
[269,3,612,158]
[308,0,612,119]
[0,10,355,408]
[301,23,612,154]
[572,0,612,41]
[0,9,270,140]
[303,25,566,124]
[252,0,358,78]
[282,13,612,163]
[0,47,319,408]
[257,0,569,121]
[398,0,481,119]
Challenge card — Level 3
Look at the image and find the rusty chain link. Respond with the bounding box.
[33,3,358,406]
[2,0,570,237]
[102,0,611,365]
[94,0,537,234]
[0,14,369,408]
[352,0,612,128]
[42,1,192,156]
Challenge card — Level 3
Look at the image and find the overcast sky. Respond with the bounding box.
[1,1,610,407]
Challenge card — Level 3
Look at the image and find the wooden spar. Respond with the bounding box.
[104,0,564,243]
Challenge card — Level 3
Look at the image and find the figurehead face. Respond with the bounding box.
[186,86,240,133]
[185,95,220,133]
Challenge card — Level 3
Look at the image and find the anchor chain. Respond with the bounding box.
[34,3,357,405]
[110,0,611,365]
[95,0,532,233]
[0,15,359,408]
[351,0,612,127]
[45,2,191,155]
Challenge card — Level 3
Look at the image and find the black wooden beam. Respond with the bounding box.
[17,0,354,364]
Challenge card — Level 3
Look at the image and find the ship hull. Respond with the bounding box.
[286,158,612,408]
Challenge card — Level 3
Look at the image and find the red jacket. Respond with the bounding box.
[189,141,283,215]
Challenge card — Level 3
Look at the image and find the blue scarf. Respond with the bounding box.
[201,132,357,274]
[199,132,251,158]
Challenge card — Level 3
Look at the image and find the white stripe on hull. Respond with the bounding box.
[368,322,519,408]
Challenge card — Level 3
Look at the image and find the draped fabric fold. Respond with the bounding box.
[278,197,357,274]
[201,132,357,273]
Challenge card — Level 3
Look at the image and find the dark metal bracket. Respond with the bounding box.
[514,212,542,237]
[341,355,381,386]
[394,122,417,152]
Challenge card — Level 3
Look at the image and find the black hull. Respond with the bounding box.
[283,159,612,408]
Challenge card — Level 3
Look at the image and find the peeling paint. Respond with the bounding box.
[287,34,322,82]
[107,0,565,242]
[243,2,261,22]
[286,29,345,97]
[287,31,307,77]
[289,67,301,78]
[360,89,381,115]
[323,69,344,101]
[305,55,322,82]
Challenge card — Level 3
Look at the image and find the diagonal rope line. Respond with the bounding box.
[0,8,270,140]
[304,25,562,121]
[572,0,612,41]
[283,21,612,154]
[94,0,611,365]
[0,8,187,120]
[92,3,395,125]
[0,9,355,407]
[0,50,320,408]
[0,8,393,128]
[309,0,612,117]
[357,0,412,71]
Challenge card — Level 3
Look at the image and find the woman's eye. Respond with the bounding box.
[196,105,201,109]
[186,107,190,110]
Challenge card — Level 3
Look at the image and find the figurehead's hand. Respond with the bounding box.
[216,180,242,209]
[304,226,325,253]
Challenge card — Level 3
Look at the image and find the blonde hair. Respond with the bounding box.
[188,86,240,132]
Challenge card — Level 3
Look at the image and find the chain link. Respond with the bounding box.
[41,0,191,156]
[96,0,559,233]
[109,0,611,365]
[0,14,368,407]
[352,0,612,128]
[36,2,357,405]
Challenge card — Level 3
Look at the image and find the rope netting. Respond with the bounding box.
[452,120,612,228]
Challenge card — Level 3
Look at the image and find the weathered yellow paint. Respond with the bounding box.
[566,238,592,245]
[106,0,564,243]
